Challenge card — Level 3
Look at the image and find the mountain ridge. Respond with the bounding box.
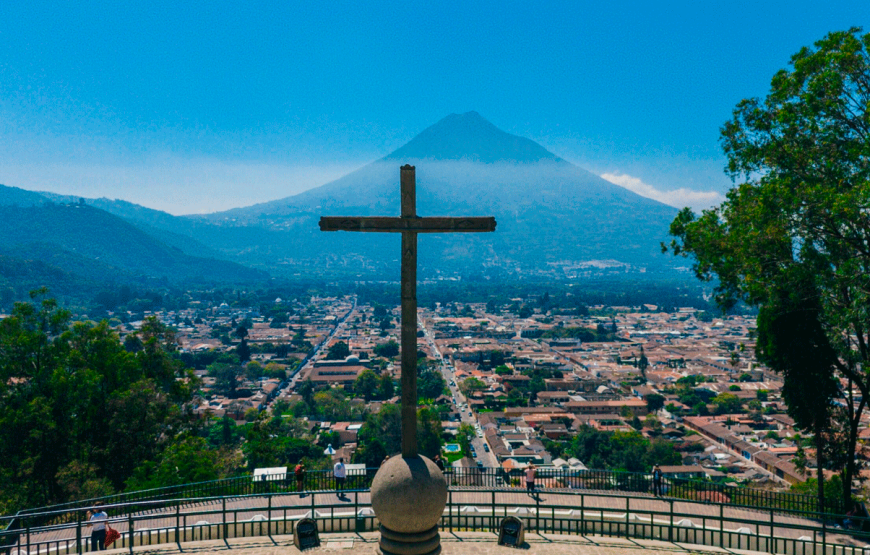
[0,112,683,277]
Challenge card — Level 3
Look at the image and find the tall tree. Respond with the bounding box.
[665,28,870,511]
[378,373,395,400]
[354,368,379,401]
[325,340,351,360]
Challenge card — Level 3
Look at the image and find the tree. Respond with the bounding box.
[236,338,251,363]
[459,377,486,397]
[711,393,743,415]
[419,369,447,400]
[209,363,244,398]
[243,413,319,470]
[325,341,350,360]
[378,373,395,400]
[637,346,649,379]
[756,279,840,512]
[494,365,512,376]
[297,376,315,406]
[457,423,475,457]
[373,340,399,358]
[645,393,665,413]
[354,369,379,401]
[416,407,442,459]
[126,436,224,491]
[664,28,870,511]
[529,377,546,401]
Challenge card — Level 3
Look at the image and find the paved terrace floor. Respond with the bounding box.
[16,488,863,549]
[96,531,775,555]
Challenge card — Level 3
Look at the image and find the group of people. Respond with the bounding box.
[291,458,668,500]
[292,458,348,498]
[80,460,670,552]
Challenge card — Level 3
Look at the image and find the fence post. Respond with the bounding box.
[669,500,674,543]
[449,490,453,534]
[222,497,227,540]
[128,512,134,555]
[268,495,272,538]
[76,511,83,555]
[821,517,827,555]
[491,490,496,532]
[580,494,585,536]
[769,509,774,554]
[719,503,724,548]
[175,502,181,548]
[25,523,30,555]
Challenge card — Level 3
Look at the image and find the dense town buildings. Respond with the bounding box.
[119,294,867,493]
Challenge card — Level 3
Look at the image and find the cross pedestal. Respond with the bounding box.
[320,165,496,555]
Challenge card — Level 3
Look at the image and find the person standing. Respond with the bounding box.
[652,465,663,496]
[334,457,347,497]
[295,463,306,496]
[434,454,445,472]
[87,504,108,551]
[524,464,536,495]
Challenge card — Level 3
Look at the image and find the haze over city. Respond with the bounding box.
[1,1,863,214]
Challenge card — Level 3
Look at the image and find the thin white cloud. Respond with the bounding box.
[600,172,723,212]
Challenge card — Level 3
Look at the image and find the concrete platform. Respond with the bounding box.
[117,531,767,555]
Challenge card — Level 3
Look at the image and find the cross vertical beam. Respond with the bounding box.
[400,165,418,457]
[319,164,496,462]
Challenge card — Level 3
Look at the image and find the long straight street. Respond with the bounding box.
[419,315,499,468]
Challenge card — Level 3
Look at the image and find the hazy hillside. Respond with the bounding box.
[0,183,51,207]
[0,203,267,283]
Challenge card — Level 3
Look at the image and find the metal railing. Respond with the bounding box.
[5,467,842,533]
[1,486,867,555]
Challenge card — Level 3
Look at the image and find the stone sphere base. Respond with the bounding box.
[377,524,441,555]
[371,455,447,555]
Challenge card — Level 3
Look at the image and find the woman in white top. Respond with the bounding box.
[87,504,108,551]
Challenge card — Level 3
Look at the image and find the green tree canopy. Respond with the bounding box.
[419,368,447,400]
[354,368,379,401]
[665,28,870,510]
[373,340,399,358]
[645,393,665,413]
[325,340,351,360]
[0,293,198,512]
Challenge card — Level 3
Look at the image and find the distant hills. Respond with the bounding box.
[0,201,265,301]
[0,112,685,297]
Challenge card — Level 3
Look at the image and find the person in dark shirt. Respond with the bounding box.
[652,465,663,496]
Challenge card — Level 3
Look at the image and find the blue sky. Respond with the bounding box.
[0,2,865,214]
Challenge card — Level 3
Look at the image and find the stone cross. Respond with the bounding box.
[320,164,496,458]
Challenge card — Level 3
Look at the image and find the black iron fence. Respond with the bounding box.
[1,488,867,555]
[4,466,842,534]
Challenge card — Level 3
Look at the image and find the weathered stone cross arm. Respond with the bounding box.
[319,216,496,233]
